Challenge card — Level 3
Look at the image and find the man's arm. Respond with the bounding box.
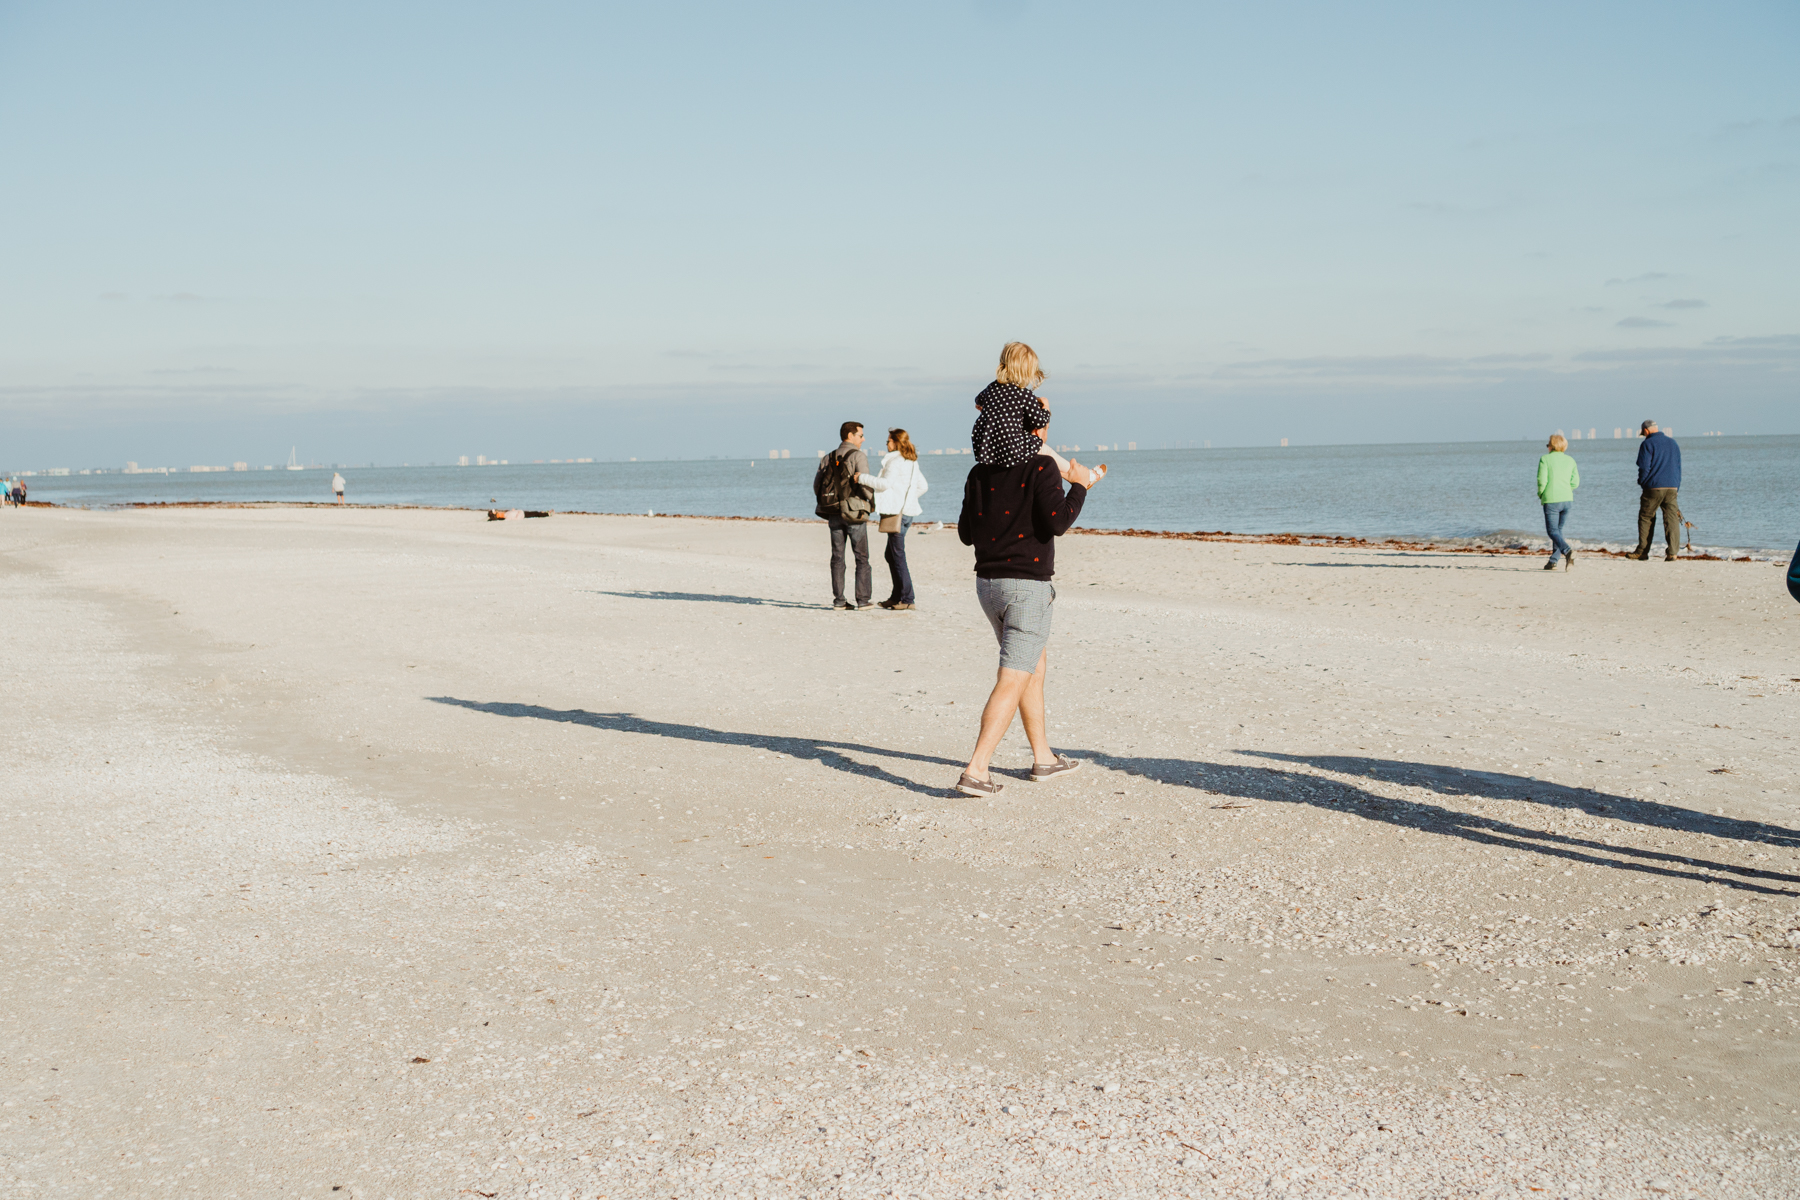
[1636,440,1652,488]
[1030,459,1086,537]
[958,468,981,546]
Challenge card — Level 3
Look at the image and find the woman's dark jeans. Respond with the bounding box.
[884,516,915,604]
[1542,502,1573,562]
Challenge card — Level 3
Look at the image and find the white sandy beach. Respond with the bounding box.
[3,504,1798,1200]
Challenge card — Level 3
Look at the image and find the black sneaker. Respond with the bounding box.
[832,599,854,610]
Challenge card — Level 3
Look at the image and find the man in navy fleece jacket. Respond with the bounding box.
[1631,419,1683,561]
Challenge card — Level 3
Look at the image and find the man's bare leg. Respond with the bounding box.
[964,666,1034,782]
[1016,648,1055,765]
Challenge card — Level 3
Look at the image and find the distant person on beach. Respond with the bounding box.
[972,341,1105,484]
[812,421,875,610]
[331,472,346,504]
[868,428,929,611]
[1536,433,1580,571]
[14,480,25,506]
[952,437,1103,797]
[1630,420,1682,561]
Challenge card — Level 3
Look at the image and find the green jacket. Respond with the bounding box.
[1536,451,1579,503]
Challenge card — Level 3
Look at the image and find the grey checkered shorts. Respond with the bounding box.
[976,577,1055,673]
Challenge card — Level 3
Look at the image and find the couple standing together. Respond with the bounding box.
[814,341,1107,797]
[1535,418,1684,569]
[814,423,930,611]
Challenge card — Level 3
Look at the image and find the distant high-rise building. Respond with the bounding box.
[770,449,780,459]
[1614,428,1623,439]
[233,462,248,471]
[458,455,470,466]
[1588,429,1596,440]
[124,461,137,472]
[1280,438,1289,447]
[1570,428,1581,440]
[1127,442,1136,450]
[781,450,790,459]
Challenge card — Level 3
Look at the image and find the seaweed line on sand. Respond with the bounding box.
[70,500,1764,560]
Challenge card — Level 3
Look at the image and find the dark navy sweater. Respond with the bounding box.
[1636,432,1682,489]
[958,456,1087,580]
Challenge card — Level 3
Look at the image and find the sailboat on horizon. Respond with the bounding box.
[286,447,303,471]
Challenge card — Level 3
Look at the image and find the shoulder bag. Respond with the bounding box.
[878,462,917,533]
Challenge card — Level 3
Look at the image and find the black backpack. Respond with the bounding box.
[814,450,871,523]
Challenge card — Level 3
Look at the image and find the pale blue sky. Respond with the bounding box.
[2,0,1796,465]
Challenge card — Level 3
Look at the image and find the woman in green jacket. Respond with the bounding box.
[1536,433,1580,570]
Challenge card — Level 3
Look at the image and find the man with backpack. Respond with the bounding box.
[813,421,876,609]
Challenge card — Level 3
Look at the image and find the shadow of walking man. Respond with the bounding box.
[1067,748,1799,897]
[429,697,960,798]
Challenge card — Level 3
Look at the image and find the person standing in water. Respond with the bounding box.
[1536,433,1579,571]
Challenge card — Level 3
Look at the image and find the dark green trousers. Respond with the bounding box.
[1634,487,1680,558]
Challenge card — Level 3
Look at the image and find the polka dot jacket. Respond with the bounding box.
[971,381,1052,468]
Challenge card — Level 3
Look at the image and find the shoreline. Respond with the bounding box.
[48,497,1783,561]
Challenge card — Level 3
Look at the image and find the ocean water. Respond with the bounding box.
[18,436,1799,555]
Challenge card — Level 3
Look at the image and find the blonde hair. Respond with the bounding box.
[888,428,918,461]
[995,341,1045,390]
[1547,433,1567,452]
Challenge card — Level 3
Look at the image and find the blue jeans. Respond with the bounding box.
[883,516,914,604]
[1543,502,1573,562]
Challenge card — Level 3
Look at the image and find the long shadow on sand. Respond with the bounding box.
[1069,748,1799,897]
[429,697,958,797]
[592,590,822,610]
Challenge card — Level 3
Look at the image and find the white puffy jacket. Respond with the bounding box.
[859,451,929,518]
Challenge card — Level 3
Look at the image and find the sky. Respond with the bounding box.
[2,0,1797,467]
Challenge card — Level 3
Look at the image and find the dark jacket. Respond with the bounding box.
[812,440,872,520]
[958,455,1086,580]
[1636,431,1681,490]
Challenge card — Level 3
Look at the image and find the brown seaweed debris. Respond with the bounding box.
[1066,526,1754,560]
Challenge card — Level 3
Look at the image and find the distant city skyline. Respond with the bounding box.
[1,2,1795,466]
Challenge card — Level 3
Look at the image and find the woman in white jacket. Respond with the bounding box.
[860,428,929,610]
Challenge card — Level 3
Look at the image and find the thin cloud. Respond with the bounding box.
[1659,299,1707,309]
[1604,273,1670,286]
[1617,317,1673,329]
[1574,335,1800,363]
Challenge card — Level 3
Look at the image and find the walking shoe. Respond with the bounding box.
[1029,754,1084,782]
[891,602,916,610]
[1564,551,1573,571]
[833,599,854,610]
[1543,559,1558,571]
[875,599,900,609]
[1630,550,1650,561]
[955,773,1004,797]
